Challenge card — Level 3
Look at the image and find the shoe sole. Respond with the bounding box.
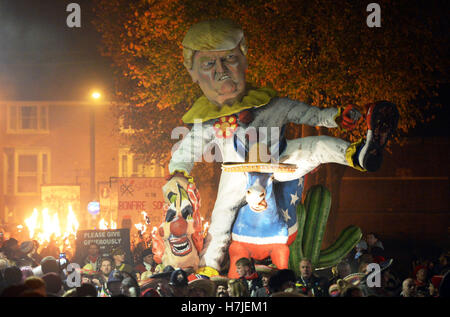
[363,101,399,172]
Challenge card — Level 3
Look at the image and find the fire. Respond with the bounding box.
[66,205,79,236]
[24,209,39,238]
[24,206,80,245]
[99,218,108,230]
[134,211,150,234]
[98,218,117,230]
[134,223,146,234]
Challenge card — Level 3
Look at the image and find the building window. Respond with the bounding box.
[7,105,49,133]
[118,148,164,177]
[12,149,50,195]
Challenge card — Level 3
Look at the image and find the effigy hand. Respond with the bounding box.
[337,104,363,131]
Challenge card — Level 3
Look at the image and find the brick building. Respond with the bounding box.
[0,100,165,229]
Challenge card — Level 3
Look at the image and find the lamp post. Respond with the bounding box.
[89,91,101,228]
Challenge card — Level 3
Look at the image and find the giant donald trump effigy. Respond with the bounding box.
[153,19,399,278]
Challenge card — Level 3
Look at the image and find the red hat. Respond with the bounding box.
[413,265,427,278]
[431,275,443,289]
[141,288,160,297]
[373,255,385,264]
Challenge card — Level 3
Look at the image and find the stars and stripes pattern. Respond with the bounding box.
[274,176,304,245]
[231,174,304,245]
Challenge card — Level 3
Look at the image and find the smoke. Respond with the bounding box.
[0,0,112,100]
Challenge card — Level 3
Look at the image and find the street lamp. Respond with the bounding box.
[89,91,101,228]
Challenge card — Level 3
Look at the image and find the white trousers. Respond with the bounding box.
[200,135,351,270]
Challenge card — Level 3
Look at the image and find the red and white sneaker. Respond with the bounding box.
[358,101,399,172]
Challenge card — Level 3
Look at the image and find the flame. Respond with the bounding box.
[25,209,39,239]
[99,218,108,230]
[66,205,79,236]
[24,207,80,245]
[99,218,117,230]
[134,222,146,234]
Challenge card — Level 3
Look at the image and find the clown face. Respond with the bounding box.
[159,184,200,270]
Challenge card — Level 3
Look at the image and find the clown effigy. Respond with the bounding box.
[152,181,204,271]
[163,19,399,274]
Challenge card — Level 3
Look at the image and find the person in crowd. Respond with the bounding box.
[349,240,368,272]
[400,278,417,297]
[42,272,63,297]
[436,252,450,275]
[357,254,374,274]
[3,266,23,289]
[1,284,29,297]
[80,264,96,285]
[40,238,59,259]
[1,238,20,265]
[16,241,39,267]
[413,265,429,297]
[235,257,263,297]
[355,240,368,260]
[168,269,189,297]
[24,276,46,297]
[187,276,216,297]
[329,260,352,286]
[380,268,402,297]
[76,283,98,297]
[134,248,156,275]
[296,258,328,297]
[20,266,34,282]
[366,232,384,252]
[227,278,249,297]
[370,246,386,264]
[83,243,101,271]
[341,286,364,297]
[111,247,133,274]
[39,256,60,277]
[428,275,442,297]
[268,269,300,295]
[211,276,229,297]
[439,271,450,297]
[139,270,154,284]
[31,240,42,264]
[106,269,125,297]
[254,265,277,297]
[92,256,114,296]
[120,273,141,297]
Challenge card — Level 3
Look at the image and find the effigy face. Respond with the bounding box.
[187,46,248,106]
[245,173,274,212]
[159,184,201,271]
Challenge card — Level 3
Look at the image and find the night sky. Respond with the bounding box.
[0,0,113,101]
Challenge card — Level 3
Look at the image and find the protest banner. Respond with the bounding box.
[41,185,80,213]
[74,228,133,265]
[116,177,166,232]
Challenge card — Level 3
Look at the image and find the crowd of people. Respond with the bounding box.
[0,230,449,297]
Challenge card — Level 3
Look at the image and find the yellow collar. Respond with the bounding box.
[182,87,277,123]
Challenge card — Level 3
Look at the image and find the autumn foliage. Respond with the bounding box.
[92,0,448,170]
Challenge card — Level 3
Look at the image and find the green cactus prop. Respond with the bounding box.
[289,185,362,276]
